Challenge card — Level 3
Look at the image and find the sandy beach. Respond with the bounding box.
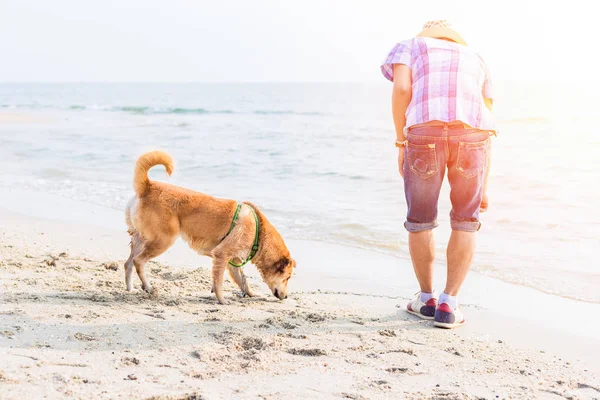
[1,190,599,400]
[1,0,599,397]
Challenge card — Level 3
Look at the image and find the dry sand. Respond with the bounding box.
[1,220,599,400]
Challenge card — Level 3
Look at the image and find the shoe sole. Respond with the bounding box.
[406,309,434,320]
[433,320,465,329]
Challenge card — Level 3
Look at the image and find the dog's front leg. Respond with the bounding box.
[211,257,229,305]
[125,259,134,291]
[227,265,259,298]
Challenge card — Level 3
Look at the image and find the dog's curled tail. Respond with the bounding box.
[133,150,174,197]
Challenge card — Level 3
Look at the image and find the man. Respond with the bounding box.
[380,20,495,328]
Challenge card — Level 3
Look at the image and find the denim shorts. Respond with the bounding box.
[403,123,492,233]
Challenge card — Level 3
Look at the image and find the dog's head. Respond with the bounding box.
[243,201,296,300]
[262,256,296,300]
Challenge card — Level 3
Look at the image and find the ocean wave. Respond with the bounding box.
[1,103,325,116]
[313,171,369,180]
[254,110,324,116]
[113,107,322,116]
[113,106,211,115]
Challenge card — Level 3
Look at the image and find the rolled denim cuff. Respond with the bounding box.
[450,219,481,232]
[404,220,439,233]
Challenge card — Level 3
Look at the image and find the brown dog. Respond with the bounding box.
[124,150,296,304]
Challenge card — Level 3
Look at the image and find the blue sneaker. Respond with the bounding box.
[406,293,437,320]
[434,303,466,329]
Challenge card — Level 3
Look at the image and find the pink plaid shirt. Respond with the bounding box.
[381,37,495,131]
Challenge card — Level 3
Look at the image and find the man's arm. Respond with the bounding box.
[391,64,412,178]
[392,64,412,141]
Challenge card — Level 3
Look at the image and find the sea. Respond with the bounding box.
[0,82,598,303]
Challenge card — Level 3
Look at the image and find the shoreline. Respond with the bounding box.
[2,185,598,306]
[0,188,600,356]
[0,188,599,370]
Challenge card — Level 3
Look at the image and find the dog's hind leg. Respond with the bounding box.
[227,265,259,297]
[124,232,144,291]
[132,236,175,292]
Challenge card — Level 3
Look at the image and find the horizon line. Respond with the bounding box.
[0,79,562,85]
[0,81,384,85]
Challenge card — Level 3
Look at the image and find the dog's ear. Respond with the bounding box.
[273,257,290,274]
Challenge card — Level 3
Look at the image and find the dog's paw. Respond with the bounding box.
[217,298,230,305]
[142,284,153,293]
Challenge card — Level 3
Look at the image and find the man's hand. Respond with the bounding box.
[398,147,405,178]
[480,192,489,213]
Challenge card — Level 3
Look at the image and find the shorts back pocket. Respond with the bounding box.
[407,142,438,180]
[457,139,488,179]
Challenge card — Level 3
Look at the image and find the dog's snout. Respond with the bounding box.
[273,288,287,300]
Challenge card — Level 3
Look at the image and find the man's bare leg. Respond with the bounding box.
[444,230,476,296]
[431,230,476,328]
[408,230,435,293]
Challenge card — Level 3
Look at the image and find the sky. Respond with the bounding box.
[0,0,590,83]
